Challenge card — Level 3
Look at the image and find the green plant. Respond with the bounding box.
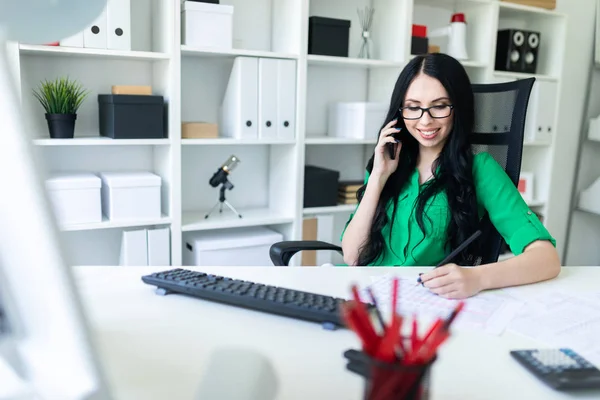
[32,77,89,114]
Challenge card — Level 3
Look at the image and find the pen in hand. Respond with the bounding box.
[416,229,482,285]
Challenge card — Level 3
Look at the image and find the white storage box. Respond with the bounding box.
[99,172,162,221]
[327,102,388,139]
[183,226,283,266]
[45,172,102,226]
[181,1,233,49]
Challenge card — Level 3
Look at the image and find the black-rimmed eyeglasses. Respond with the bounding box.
[400,105,454,120]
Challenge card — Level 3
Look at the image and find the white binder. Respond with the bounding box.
[106,0,131,50]
[220,57,258,139]
[119,229,148,266]
[315,215,334,266]
[83,3,108,49]
[60,31,84,48]
[524,80,557,143]
[258,58,278,139]
[537,81,557,141]
[276,59,296,140]
[147,227,171,266]
[579,177,600,215]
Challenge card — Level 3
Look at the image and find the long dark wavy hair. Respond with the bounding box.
[356,53,481,266]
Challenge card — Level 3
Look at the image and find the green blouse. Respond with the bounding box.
[340,152,556,266]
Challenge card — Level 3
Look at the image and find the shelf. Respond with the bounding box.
[577,206,600,217]
[523,140,552,147]
[60,215,172,232]
[19,44,169,61]
[182,208,294,232]
[493,71,558,82]
[34,137,171,146]
[461,60,488,68]
[181,45,297,60]
[307,55,404,69]
[305,137,377,145]
[303,204,357,215]
[415,0,492,6]
[182,138,296,145]
[527,200,546,207]
[9,1,566,268]
[498,252,515,262]
[498,1,566,18]
[409,54,487,69]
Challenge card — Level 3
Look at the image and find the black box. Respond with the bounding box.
[411,36,429,55]
[308,16,351,57]
[98,94,165,139]
[304,165,340,208]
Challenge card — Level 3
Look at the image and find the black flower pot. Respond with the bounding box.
[45,113,76,139]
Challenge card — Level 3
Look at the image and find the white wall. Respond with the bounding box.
[564,0,600,266]
[549,0,596,263]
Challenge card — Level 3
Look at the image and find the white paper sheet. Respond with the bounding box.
[356,274,524,336]
[506,290,600,367]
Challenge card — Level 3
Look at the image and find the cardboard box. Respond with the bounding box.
[111,85,152,95]
[500,0,555,10]
[428,45,441,53]
[302,218,318,266]
[182,122,219,138]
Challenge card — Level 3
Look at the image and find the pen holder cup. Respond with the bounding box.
[344,349,435,400]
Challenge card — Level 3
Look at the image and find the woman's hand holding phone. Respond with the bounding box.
[372,119,402,182]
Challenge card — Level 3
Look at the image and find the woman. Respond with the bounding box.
[340,53,560,299]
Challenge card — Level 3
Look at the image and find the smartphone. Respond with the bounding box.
[386,119,405,160]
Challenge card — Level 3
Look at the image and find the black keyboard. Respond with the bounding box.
[141,268,368,329]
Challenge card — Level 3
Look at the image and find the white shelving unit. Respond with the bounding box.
[8,0,566,266]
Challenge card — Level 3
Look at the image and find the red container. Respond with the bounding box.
[412,24,427,38]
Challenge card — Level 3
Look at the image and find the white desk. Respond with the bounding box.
[73,266,600,400]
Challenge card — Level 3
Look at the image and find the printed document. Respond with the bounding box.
[506,290,600,366]
[357,274,524,335]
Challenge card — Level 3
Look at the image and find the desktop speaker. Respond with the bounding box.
[495,29,541,74]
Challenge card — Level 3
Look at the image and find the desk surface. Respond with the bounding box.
[73,266,600,400]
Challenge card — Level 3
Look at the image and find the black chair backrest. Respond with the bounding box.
[468,77,536,265]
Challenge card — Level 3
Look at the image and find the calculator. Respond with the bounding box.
[510,348,600,390]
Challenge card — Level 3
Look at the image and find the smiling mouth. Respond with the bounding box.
[417,128,440,139]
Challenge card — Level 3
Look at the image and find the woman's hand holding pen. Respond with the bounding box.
[420,264,484,299]
[371,119,402,182]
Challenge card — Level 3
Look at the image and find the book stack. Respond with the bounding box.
[338,180,362,205]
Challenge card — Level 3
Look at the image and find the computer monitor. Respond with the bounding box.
[0,2,113,398]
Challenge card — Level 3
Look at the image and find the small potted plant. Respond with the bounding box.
[32,77,88,139]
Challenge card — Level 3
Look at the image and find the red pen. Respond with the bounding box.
[350,285,379,341]
[418,318,442,350]
[374,311,402,363]
[405,301,465,364]
[411,314,418,352]
[341,301,380,356]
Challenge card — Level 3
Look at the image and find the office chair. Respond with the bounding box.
[270,78,536,267]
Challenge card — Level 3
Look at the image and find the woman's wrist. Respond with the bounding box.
[367,171,388,191]
[472,264,490,291]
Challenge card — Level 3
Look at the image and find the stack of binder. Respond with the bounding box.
[338,181,362,205]
[120,227,171,266]
[220,56,297,141]
[60,0,131,50]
